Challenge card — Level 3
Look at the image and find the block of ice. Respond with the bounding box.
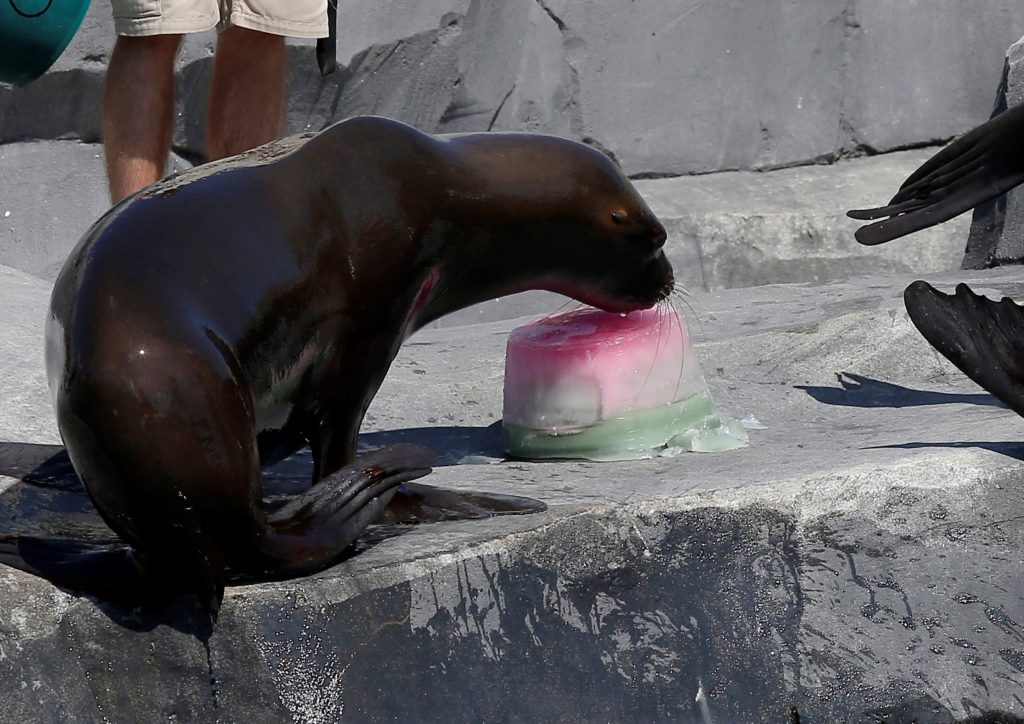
[502,305,748,461]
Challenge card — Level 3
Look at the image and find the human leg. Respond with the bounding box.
[205,26,287,160]
[102,34,183,204]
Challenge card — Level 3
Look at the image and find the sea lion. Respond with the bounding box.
[1,116,673,611]
[847,103,1024,417]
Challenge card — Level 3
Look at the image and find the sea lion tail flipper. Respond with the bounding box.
[848,104,1024,246]
[0,535,147,602]
[904,280,1024,416]
[258,443,436,574]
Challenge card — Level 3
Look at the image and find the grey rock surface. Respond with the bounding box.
[841,3,1024,154]
[4,1,1024,175]
[1,265,1023,721]
[0,266,54,445]
[0,141,108,281]
[637,149,970,291]
[965,36,1024,270]
[537,0,1024,175]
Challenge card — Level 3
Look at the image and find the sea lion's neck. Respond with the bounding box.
[414,202,552,328]
[409,141,566,326]
[291,123,566,331]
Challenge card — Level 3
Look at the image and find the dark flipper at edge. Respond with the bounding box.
[848,103,1024,246]
[904,280,1024,417]
[0,536,148,605]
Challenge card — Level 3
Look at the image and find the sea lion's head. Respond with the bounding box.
[449,134,674,313]
[547,163,674,313]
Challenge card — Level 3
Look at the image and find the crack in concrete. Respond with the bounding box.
[487,84,517,132]
[534,0,566,32]
[661,3,705,34]
[925,513,1024,534]
[832,0,863,160]
[533,0,587,140]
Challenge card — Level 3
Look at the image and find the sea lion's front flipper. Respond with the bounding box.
[848,103,1024,246]
[376,483,547,525]
[904,280,1024,417]
[258,443,436,572]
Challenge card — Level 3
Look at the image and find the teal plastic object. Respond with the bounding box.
[0,0,91,86]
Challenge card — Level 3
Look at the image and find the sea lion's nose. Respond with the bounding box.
[651,221,667,250]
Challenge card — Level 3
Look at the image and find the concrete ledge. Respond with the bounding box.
[0,140,210,283]
[1,266,1023,721]
[638,149,970,291]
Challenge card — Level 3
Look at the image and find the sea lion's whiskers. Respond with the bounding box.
[666,301,687,403]
[669,288,707,344]
[668,291,727,409]
[638,302,670,395]
[671,283,709,316]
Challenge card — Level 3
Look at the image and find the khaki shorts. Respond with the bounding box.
[111,0,328,38]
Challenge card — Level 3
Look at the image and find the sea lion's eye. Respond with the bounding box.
[611,210,628,225]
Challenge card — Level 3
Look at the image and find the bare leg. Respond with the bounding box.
[206,27,287,161]
[102,34,183,204]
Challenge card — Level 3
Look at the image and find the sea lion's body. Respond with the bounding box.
[31,116,673,608]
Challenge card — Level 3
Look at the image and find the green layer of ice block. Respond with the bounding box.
[502,392,749,462]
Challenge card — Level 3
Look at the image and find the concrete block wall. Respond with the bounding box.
[3,0,1024,175]
[3,3,1022,298]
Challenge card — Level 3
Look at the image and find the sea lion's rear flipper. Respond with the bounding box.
[0,536,147,603]
[375,482,547,525]
[848,104,1024,246]
[258,443,436,573]
[904,280,1024,417]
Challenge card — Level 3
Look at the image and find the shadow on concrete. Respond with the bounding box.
[0,442,106,537]
[796,372,1005,409]
[0,440,414,635]
[0,442,221,634]
[866,440,1024,463]
[0,442,75,488]
[358,421,505,465]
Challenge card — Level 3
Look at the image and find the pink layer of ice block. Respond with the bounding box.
[503,305,704,431]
